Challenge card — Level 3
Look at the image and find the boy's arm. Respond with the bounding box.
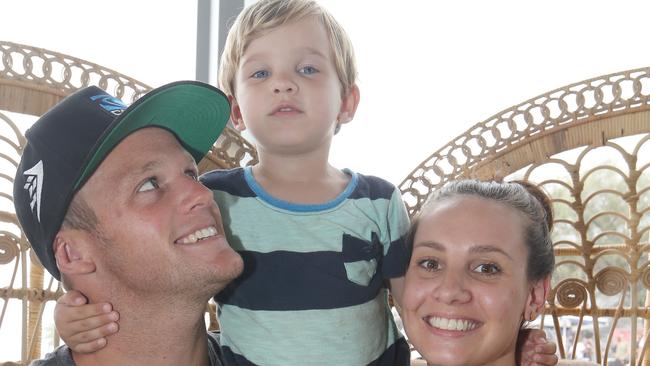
[518,328,558,366]
[54,290,120,353]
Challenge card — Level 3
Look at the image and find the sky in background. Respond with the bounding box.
[2,0,650,360]
[2,1,650,184]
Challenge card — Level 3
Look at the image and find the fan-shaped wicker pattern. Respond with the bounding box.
[0,41,256,365]
[1,38,648,365]
[399,67,650,366]
[399,67,650,217]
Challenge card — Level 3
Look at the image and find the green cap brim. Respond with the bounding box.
[74,81,230,190]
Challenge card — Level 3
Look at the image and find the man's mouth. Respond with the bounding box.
[176,226,218,244]
[426,316,479,332]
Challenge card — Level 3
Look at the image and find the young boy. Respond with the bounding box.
[54,1,558,365]
[203,1,411,363]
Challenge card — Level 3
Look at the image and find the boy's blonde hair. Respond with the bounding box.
[218,0,357,97]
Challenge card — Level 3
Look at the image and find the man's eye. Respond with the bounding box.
[137,178,158,192]
[418,259,440,272]
[251,70,269,78]
[186,170,198,181]
[472,263,501,275]
[299,65,318,75]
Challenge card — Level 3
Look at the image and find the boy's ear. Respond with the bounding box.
[53,230,97,276]
[229,95,246,132]
[523,276,551,321]
[337,85,360,125]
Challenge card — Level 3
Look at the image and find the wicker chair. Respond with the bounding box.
[1,40,648,365]
[399,66,650,366]
[0,40,256,365]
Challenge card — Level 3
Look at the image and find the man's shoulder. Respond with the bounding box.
[29,345,74,366]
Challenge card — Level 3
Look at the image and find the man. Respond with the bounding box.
[14,81,244,365]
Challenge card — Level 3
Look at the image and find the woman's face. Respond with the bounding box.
[402,196,546,366]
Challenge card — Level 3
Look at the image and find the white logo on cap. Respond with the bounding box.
[23,160,44,222]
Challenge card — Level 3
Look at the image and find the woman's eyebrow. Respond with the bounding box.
[469,245,514,261]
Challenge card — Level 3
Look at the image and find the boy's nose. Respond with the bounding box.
[272,75,298,94]
[274,86,293,93]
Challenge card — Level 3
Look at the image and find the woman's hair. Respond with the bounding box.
[407,179,555,281]
[218,0,357,97]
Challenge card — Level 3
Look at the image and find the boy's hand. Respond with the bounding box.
[54,290,120,353]
[519,328,558,366]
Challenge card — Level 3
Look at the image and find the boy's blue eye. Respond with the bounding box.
[251,70,269,79]
[299,66,318,75]
[138,177,159,192]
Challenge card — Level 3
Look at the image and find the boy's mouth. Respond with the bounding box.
[270,103,302,115]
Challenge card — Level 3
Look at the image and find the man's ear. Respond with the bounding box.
[229,95,246,132]
[524,276,551,321]
[53,230,97,276]
[336,84,360,126]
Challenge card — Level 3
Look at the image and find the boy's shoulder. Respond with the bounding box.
[200,167,244,186]
[348,170,399,201]
[200,167,253,197]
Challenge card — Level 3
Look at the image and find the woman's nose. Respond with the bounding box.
[433,270,472,304]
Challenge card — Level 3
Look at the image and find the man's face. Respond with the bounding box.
[78,127,243,298]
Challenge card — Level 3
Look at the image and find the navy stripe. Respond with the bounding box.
[215,249,383,310]
[367,337,411,366]
[382,236,410,278]
[348,173,396,201]
[341,232,381,262]
[202,168,398,202]
[220,346,256,366]
[201,168,256,197]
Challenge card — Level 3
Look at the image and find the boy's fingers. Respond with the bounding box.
[70,338,108,354]
[68,322,119,344]
[56,290,88,306]
[535,342,557,354]
[59,303,114,323]
[533,353,559,366]
[68,312,119,335]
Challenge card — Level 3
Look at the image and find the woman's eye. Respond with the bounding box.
[418,259,440,272]
[251,70,269,79]
[137,178,158,192]
[299,65,318,75]
[473,263,501,275]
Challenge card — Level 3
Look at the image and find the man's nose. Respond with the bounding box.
[178,176,213,212]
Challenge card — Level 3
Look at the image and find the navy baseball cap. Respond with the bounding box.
[13,81,230,280]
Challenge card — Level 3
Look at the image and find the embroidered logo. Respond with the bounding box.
[90,94,127,116]
[23,160,44,222]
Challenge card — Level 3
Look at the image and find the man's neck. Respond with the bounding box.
[71,296,210,366]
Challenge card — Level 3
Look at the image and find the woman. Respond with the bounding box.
[401,180,555,366]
